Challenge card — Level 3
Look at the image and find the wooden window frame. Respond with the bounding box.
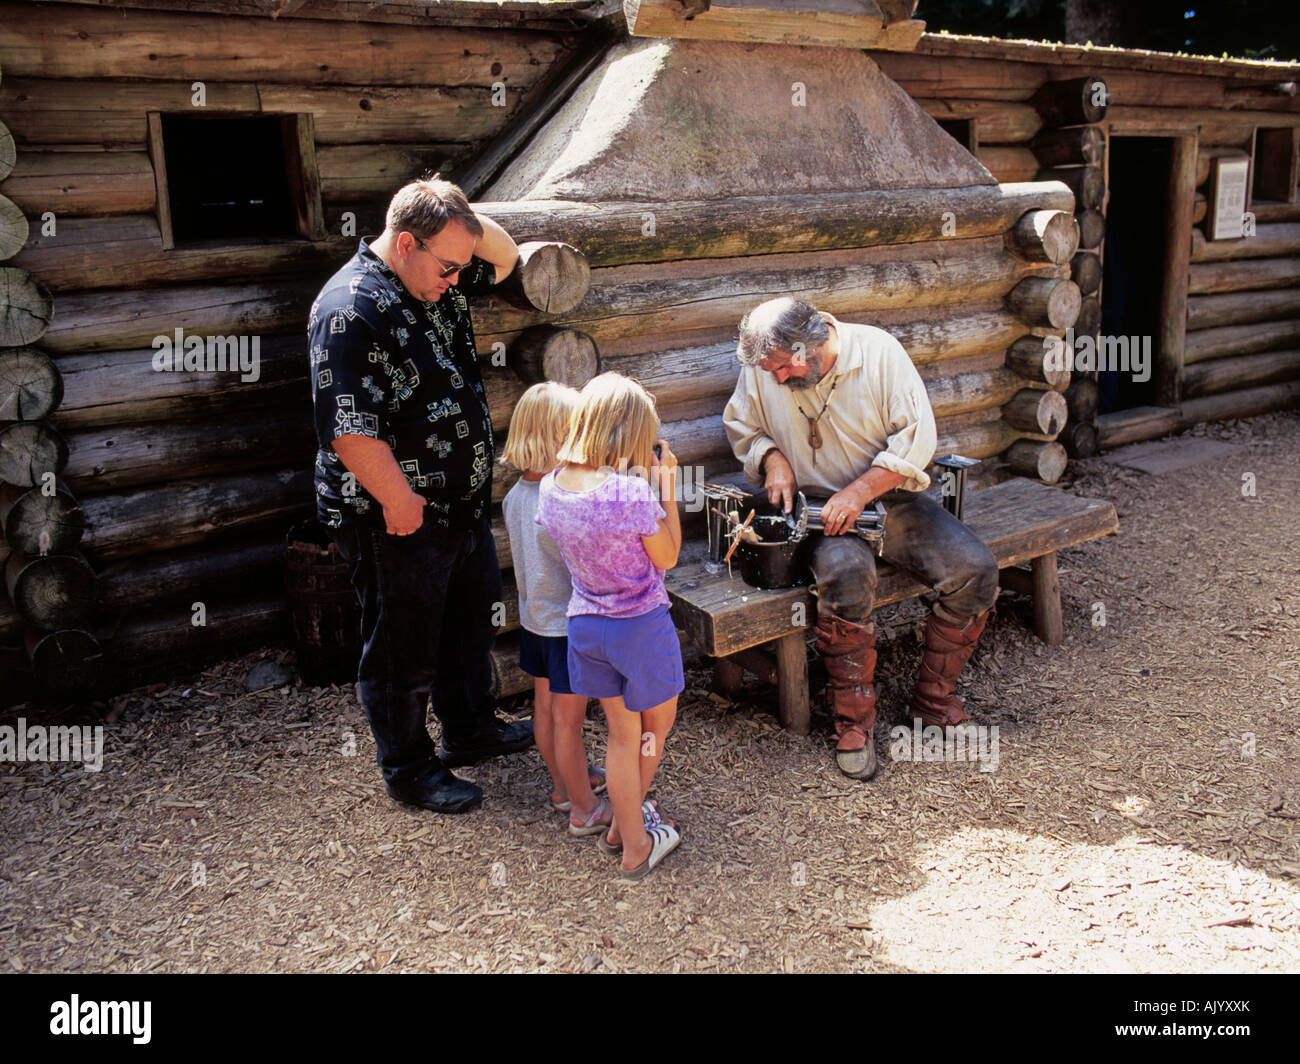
[1251,126,1300,206]
[147,111,325,250]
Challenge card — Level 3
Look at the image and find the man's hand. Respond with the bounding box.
[821,484,870,536]
[384,489,426,536]
[763,450,798,514]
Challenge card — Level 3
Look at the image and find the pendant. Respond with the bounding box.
[808,422,822,450]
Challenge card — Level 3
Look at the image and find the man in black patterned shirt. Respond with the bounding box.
[310,178,531,814]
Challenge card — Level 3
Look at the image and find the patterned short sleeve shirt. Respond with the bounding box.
[309,238,498,529]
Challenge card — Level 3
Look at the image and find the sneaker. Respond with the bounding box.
[438,716,534,768]
[386,766,483,814]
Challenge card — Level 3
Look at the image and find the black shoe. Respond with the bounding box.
[385,766,483,814]
[438,716,535,768]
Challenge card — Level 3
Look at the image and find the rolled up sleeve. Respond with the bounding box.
[870,351,936,492]
[723,372,778,486]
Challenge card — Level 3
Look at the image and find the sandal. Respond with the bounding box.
[599,800,675,855]
[550,766,608,813]
[617,822,681,883]
[568,796,613,837]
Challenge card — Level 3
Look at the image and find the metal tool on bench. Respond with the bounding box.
[786,492,887,555]
[932,454,980,522]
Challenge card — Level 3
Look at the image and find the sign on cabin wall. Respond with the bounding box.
[1207,157,1251,240]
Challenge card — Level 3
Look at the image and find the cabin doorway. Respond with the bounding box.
[1098,136,1173,414]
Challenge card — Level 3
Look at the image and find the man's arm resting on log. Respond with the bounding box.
[474,212,520,284]
[332,434,426,536]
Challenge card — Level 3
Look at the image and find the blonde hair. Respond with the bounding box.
[503,382,580,473]
[558,372,659,478]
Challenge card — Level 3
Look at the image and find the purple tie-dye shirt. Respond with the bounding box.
[536,469,669,619]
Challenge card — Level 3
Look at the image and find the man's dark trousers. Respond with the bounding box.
[329,514,502,787]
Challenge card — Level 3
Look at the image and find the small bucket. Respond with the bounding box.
[285,518,361,687]
[734,495,809,590]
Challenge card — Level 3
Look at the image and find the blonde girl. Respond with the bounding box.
[501,382,608,833]
[536,373,683,882]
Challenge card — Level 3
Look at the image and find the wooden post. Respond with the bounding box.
[1032,76,1109,126]
[1005,277,1082,330]
[711,656,745,698]
[1036,166,1105,210]
[1158,135,1197,409]
[773,631,809,735]
[1030,552,1064,645]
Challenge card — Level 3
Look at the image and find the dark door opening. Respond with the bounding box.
[1099,137,1171,414]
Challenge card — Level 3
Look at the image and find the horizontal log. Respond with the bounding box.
[0,150,157,216]
[491,632,532,700]
[476,238,1062,349]
[24,627,104,696]
[0,5,568,87]
[1184,318,1300,364]
[1186,288,1300,331]
[50,337,310,431]
[1,481,85,556]
[0,267,54,347]
[14,214,353,291]
[1188,256,1300,294]
[1003,439,1068,484]
[1182,349,1300,399]
[924,366,1039,419]
[0,420,68,487]
[1006,335,1071,388]
[0,120,14,183]
[1179,379,1300,427]
[1196,147,1250,188]
[475,183,1077,268]
[1031,125,1106,168]
[1251,200,1300,224]
[1070,250,1101,295]
[1074,295,1102,339]
[496,241,591,316]
[1036,166,1104,210]
[0,194,31,261]
[1003,388,1068,435]
[1006,209,1078,264]
[1191,223,1300,262]
[63,417,316,495]
[106,594,290,677]
[1076,208,1105,250]
[913,99,1043,143]
[1192,193,1207,226]
[0,346,63,422]
[0,77,520,149]
[97,537,286,617]
[508,325,600,387]
[5,550,98,631]
[43,280,320,354]
[318,144,472,204]
[1107,106,1297,145]
[1059,421,1098,459]
[977,146,1038,183]
[78,468,313,563]
[1064,377,1099,423]
[0,594,19,642]
[1004,277,1081,330]
[1096,405,1182,450]
[1033,76,1109,126]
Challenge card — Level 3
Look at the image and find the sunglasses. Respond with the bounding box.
[412,235,473,279]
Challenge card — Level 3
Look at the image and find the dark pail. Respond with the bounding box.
[735,495,809,590]
[285,518,361,687]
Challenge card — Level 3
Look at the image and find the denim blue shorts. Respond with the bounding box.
[518,629,573,695]
[566,604,684,712]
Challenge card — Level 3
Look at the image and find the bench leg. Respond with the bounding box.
[1031,551,1064,645]
[773,631,810,735]
[711,657,744,697]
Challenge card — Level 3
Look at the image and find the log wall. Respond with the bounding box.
[0,0,589,702]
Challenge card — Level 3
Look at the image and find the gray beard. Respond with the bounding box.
[781,352,823,390]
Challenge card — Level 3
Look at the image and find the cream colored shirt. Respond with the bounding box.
[722,315,936,495]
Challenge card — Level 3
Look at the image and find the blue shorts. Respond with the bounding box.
[566,604,684,713]
[518,630,573,695]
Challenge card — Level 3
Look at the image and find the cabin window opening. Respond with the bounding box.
[1252,127,1299,204]
[936,118,977,154]
[149,113,323,247]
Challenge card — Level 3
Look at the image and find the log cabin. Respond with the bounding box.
[0,0,1296,702]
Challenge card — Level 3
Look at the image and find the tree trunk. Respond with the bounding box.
[5,550,98,631]
[0,346,62,422]
[0,267,54,346]
[495,241,592,316]
[0,481,85,556]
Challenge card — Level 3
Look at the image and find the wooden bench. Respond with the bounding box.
[666,477,1118,733]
